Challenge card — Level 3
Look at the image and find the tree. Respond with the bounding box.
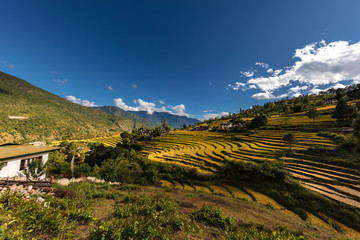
[250,115,268,129]
[306,107,320,127]
[282,133,298,151]
[161,117,171,132]
[332,99,357,124]
[23,159,48,179]
[182,124,187,130]
[152,126,163,137]
[353,114,360,152]
[0,162,4,171]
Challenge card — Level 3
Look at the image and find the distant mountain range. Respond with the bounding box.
[96,106,199,128]
[93,106,158,128]
[0,71,153,143]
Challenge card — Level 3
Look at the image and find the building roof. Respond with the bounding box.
[0,144,60,160]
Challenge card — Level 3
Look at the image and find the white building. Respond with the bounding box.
[220,122,232,129]
[0,143,60,179]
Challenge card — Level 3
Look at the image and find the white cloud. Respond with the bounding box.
[66,95,98,107]
[170,104,189,117]
[1,60,15,69]
[131,83,137,88]
[255,62,269,68]
[251,92,276,100]
[230,82,246,91]
[203,110,213,113]
[53,79,67,86]
[209,80,214,87]
[159,100,165,104]
[233,40,360,100]
[114,98,189,117]
[267,68,273,73]
[203,112,230,120]
[273,69,283,76]
[108,86,113,91]
[241,71,255,77]
[332,83,347,89]
[308,87,323,95]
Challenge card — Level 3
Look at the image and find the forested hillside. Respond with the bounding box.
[0,71,149,143]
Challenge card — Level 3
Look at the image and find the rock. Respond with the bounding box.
[55,178,70,186]
[37,196,45,203]
[20,190,28,195]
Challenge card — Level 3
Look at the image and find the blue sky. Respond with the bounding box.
[1,1,360,120]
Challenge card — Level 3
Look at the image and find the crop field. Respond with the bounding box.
[51,135,122,147]
[144,130,360,235]
[83,135,122,147]
[143,130,335,174]
[284,156,360,209]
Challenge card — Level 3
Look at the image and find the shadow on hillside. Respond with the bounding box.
[0,87,10,95]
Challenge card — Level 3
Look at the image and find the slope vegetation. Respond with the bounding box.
[0,71,146,143]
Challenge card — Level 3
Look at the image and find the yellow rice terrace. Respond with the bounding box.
[143,130,335,174]
[141,130,360,237]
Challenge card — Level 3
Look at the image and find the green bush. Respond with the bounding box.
[90,194,199,239]
[226,226,306,240]
[0,191,70,238]
[190,205,235,230]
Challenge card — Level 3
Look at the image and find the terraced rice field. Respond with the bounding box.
[87,135,122,147]
[144,130,335,174]
[284,157,360,208]
[81,135,122,147]
[145,130,360,209]
[50,135,122,147]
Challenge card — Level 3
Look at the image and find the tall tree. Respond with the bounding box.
[332,99,357,124]
[250,115,268,129]
[306,107,320,127]
[282,133,298,151]
[161,117,171,132]
[353,114,360,152]
[23,159,48,179]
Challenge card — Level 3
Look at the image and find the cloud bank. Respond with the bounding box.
[114,98,189,117]
[231,40,360,99]
[66,95,98,107]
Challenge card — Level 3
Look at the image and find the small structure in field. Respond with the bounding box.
[219,122,232,129]
[192,125,210,131]
[141,130,152,136]
[324,99,338,105]
[28,142,46,146]
[8,116,29,120]
[0,143,60,179]
[232,123,245,128]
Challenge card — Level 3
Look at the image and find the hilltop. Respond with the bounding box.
[200,86,360,130]
[0,71,153,143]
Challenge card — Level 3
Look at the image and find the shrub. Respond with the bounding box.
[0,191,70,238]
[190,205,235,230]
[90,195,199,239]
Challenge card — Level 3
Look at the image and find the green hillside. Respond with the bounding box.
[0,71,150,143]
